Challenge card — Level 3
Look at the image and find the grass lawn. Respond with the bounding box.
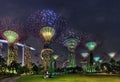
[17,74,120,82]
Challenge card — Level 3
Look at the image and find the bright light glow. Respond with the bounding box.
[3,30,19,44]
[99,59,103,63]
[53,55,58,60]
[30,47,36,51]
[85,41,97,51]
[16,43,24,47]
[108,52,116,58]
[40,26,55,42]
[81,52,89,59]
[94,56,100,62]
[0,39,8,43]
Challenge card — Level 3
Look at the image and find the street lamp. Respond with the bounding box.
[2,30,19,65]
[85,41,97,72]
[40,26,55,77]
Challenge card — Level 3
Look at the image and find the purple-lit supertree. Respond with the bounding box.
[0,16,26,65]
[57,28,82,68]
[27,9,62,77]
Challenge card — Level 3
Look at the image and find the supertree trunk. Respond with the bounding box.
[24,47,32,69]
[67,48,76,68]
[7,45,18,66]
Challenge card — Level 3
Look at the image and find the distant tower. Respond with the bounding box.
[24,47,32,69]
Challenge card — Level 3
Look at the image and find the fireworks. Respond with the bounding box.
[27,9,58,37]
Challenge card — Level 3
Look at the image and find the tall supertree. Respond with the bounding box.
[27,9,61,77]
[0,16,26,65]
[58,28,82,68]
[85,34,103,72]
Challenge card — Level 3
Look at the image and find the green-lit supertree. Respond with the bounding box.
[0,16,25,66]
[85,41,97,72]
[62,28,81,68]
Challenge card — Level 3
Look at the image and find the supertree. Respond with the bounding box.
[0,16,26,66]
[57,28,82,69]
[85,34,103,72]
[27,9,61,77]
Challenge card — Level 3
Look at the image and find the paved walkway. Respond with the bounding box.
[0,76,20,82]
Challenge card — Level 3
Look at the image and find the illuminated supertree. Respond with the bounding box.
[40,26,55,78]
[60,28,81,68]
[0,16,26,65]
[85,34,103,72]
[85,41,97,72]
[27,9,59,77]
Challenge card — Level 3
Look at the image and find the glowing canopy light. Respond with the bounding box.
[53,55,58,60]
[85,41,97,51]
[3,30,19,44]
[40,26,55,42]
[94,56,100,62]
[81,52,89,59]
[64,39,79,49]
[108,52,116,58]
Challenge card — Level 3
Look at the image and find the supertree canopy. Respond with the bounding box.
[40,26,55,43]
[3,30,19,44]
[85,41,97,51]
[27,9,58,37]
[81,52,89,59]
[0,16,26,43]
[108,52,116,58]
[62,28,81,50]
[94,56,100,62]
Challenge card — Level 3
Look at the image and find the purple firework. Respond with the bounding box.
[27,9,58,37]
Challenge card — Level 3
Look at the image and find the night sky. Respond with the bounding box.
[0,0,120,66]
